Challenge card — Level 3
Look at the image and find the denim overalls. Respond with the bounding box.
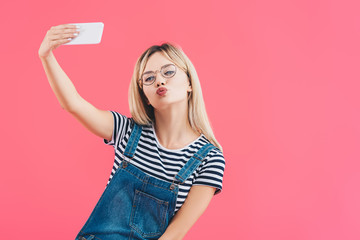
[75,122,216,240]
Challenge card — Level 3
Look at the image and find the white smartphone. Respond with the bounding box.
[64,22,104,45]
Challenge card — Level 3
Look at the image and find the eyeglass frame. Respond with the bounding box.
[138,63,178,87]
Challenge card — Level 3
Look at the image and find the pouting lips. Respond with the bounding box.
[156,87,167,95]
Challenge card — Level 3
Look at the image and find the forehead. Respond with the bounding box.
[144,52,174,72]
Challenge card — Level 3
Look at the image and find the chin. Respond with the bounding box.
[152,98,188,111]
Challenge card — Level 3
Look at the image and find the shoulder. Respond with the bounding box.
[108,110,133,126]
[206,147,225,167]
[110,111,146,130]
[198,137,225,167]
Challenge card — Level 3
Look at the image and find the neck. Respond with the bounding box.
[153,102,200,150]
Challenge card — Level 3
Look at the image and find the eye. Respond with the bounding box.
[164,70,175,76]
[162,64,176,77]
[144,76,155,82]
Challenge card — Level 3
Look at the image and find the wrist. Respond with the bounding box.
[39,51,53,61]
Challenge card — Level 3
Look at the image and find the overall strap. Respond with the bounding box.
[123,121,142,159]
[174,143,216,184]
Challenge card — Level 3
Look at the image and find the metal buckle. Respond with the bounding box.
[121,152,134,168]
[170,175,181,190]
[122,161,128,168]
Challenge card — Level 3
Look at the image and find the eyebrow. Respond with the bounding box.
[142,64,174,75]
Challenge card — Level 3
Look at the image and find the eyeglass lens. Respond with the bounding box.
[142,64,176,85]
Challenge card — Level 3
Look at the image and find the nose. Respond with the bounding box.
[155,71,167,87]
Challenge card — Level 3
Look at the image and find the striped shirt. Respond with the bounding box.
[103,110,225,214]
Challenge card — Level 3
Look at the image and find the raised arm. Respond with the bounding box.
[39,24,114,142]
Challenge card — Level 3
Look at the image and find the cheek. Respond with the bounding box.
[173,73,189,88]
[175,79,190,93]
[143,87,150,96]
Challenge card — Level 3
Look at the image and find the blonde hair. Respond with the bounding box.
[128,42,223,152]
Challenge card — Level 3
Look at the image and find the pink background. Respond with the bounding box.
[1,0,360,239]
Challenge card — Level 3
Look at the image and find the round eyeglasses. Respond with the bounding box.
[139,64,177,86]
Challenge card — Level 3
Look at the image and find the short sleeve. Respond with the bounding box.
[103,110,131,147]
[192,148,226,195]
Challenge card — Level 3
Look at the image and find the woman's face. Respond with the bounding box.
[141,52,192,110]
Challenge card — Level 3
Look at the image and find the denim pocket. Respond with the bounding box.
[129,189,169,238]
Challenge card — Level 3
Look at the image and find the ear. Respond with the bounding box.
[187,85,192,93]
[187,80,192,92]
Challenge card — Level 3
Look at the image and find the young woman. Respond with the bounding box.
[39,24,225,240]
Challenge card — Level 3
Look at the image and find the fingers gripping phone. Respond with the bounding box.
[64,22,104,45]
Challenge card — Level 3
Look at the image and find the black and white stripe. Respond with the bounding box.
[103,110,225,214]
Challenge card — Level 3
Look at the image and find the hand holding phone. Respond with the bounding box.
[64,22,104,45]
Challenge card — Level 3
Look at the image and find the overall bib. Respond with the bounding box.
[75,122,216,240]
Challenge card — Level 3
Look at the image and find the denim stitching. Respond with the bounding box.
[178,158,199,181]
[197,144,214,158]
[175,144,215,183]
[130,190,168,237]
[124,123,141,157]
[122,166,177,192]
